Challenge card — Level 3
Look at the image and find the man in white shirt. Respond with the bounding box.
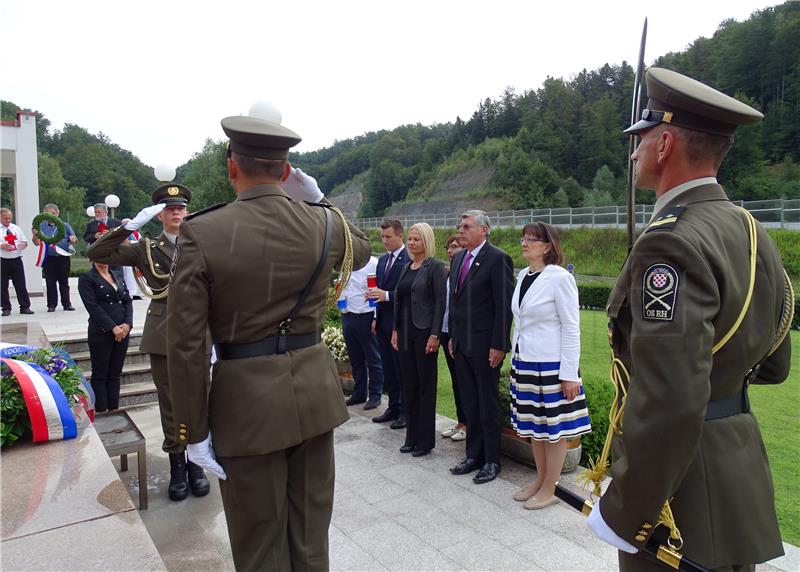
[339,256,384,409]
[1,208,33,316]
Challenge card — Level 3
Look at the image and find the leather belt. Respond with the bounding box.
[705,387,750,420]
[216,331,321,360]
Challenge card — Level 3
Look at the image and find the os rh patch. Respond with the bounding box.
[642,263,679,321]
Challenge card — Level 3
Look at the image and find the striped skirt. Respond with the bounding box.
[510,351,592,442]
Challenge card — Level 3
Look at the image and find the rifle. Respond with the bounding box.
[626,18,648,250]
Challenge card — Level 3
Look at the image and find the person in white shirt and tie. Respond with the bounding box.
[1,208,33,316]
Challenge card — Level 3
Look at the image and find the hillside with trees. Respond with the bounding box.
[1,2,797,223]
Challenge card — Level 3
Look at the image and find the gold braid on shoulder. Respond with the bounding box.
[326,206,354,310]
[134,237,171,300]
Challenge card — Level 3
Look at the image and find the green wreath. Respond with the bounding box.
[32,213,65,245]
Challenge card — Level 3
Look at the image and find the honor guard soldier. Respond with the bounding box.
[586,67,794,571]
[166,107,371,571]
[87,182,212,501]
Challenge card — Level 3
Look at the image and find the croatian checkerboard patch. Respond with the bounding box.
[642,263,678,321]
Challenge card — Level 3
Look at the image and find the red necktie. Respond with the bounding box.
[457,252,473,290]
[385,252,394,275]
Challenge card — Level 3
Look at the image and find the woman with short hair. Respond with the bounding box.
[391,222,447,457]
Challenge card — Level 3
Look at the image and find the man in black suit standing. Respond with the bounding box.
[84,204,122,246]
[448,210,513,484]
[367,219,410,429]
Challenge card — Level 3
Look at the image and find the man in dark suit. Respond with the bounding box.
[84,204,122,245]
[447,210,513,484]
[367,219,410,429]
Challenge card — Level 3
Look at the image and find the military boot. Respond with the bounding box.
[168,452,189,501]
[186,459,211,497]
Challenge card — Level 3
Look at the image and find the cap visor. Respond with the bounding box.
[623,119,661,135]
[159,198,188,206]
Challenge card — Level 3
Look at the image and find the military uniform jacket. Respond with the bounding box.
[166,184,372,458]
[87,226,175,356]
[601,183,791,567]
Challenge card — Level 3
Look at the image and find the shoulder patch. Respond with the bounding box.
[185,202,227,221]
[642,263,679,321]
[645,206,686,233]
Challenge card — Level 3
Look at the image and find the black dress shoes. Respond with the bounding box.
[1,310,10,317]
[372,410,398,423]
[473,463,501,484]
[20,308,34,315]
[390,416,407,430]
[363,399,380,410]
[47,307,56,312]
[412,449,431,458]
[64,306,75,311]
[345,396,366,406]
[399,444,414,454]
[450,458,482,475]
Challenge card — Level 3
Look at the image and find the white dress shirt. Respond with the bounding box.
[1,223,28,259]
[383,245,405,303]
[339,256,378,315]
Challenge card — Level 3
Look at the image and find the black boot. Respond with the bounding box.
[187,459,211,497]
[168,452,189,501]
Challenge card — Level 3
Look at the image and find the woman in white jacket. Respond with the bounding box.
[509,222,591,509]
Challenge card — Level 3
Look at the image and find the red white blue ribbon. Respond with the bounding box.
[1,358,78,442]
[34,241,49,268]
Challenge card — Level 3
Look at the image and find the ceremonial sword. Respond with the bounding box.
[553,483,710,572]
[627,17,648,250]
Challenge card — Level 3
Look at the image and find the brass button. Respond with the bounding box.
[635,534,646,542]
[159,241,165,246]
[642,523,652,529]
[147,309,151,314]
[179,435,186,441]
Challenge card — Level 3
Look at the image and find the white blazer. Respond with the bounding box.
[511,264,581,382]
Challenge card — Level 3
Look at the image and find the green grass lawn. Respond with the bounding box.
[433,311,799,545]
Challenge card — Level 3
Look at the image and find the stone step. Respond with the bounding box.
[119,381,159,407]
[51,332,144,355]
[71,346,150,369]
[86,362,153,386]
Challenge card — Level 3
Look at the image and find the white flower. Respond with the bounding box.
[322,326,349,362]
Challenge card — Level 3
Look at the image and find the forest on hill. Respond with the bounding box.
[1,1,798,224]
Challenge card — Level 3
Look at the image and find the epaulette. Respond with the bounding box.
[302,199,333,209]
[185,202,227,221]
[645,206,686,233]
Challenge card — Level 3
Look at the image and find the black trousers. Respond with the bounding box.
[88,330,129,412]
[439,331,466,424]
[43,255,71,309]
[398,326,438,452]
[454,350,502,464]
[376,313,405,416]
[1,257,31,311]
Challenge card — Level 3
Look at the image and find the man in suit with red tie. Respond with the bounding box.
[447,210,513,484]
[367,219,410,429]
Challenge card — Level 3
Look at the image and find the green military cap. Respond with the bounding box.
[221,115,302,160]
[624,67,763,136]
[152,183,192,206]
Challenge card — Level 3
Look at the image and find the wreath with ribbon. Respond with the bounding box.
[32,213,66,245]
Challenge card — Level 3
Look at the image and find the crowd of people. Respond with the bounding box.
[1,67,793,571]
[340,212,589,495]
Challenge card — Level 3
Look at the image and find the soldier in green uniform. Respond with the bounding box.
[586,68,793,571]
[166,111,371,571]
[87,183,212,502]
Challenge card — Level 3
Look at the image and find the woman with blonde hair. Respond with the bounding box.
[510,222,590,509]
[391,222,447,457]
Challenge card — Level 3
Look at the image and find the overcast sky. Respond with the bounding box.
[2,0,779,169]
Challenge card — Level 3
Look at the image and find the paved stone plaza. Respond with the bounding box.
[5,278,798,571]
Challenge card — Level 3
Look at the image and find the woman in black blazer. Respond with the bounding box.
[391,223,446,456]
[78,262,133,412]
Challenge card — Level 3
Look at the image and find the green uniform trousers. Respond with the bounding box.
[218,430,335,571]
[150,354,182,454]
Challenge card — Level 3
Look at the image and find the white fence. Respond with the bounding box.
[354,198,800,230]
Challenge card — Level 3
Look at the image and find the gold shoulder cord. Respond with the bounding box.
[326,207,354,310]
[134,237,171,300]
[579,206,765,551]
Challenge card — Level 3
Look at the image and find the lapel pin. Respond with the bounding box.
[475,262,480,267]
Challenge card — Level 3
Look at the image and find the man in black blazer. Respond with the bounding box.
[367,219,410,429]
[84,204,122,245]
[448,210,513,484]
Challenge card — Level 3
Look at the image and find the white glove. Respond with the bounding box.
[283,167,324,203]
[587,498,638,554]
[124,203,166,231]
[186,433,227,480]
